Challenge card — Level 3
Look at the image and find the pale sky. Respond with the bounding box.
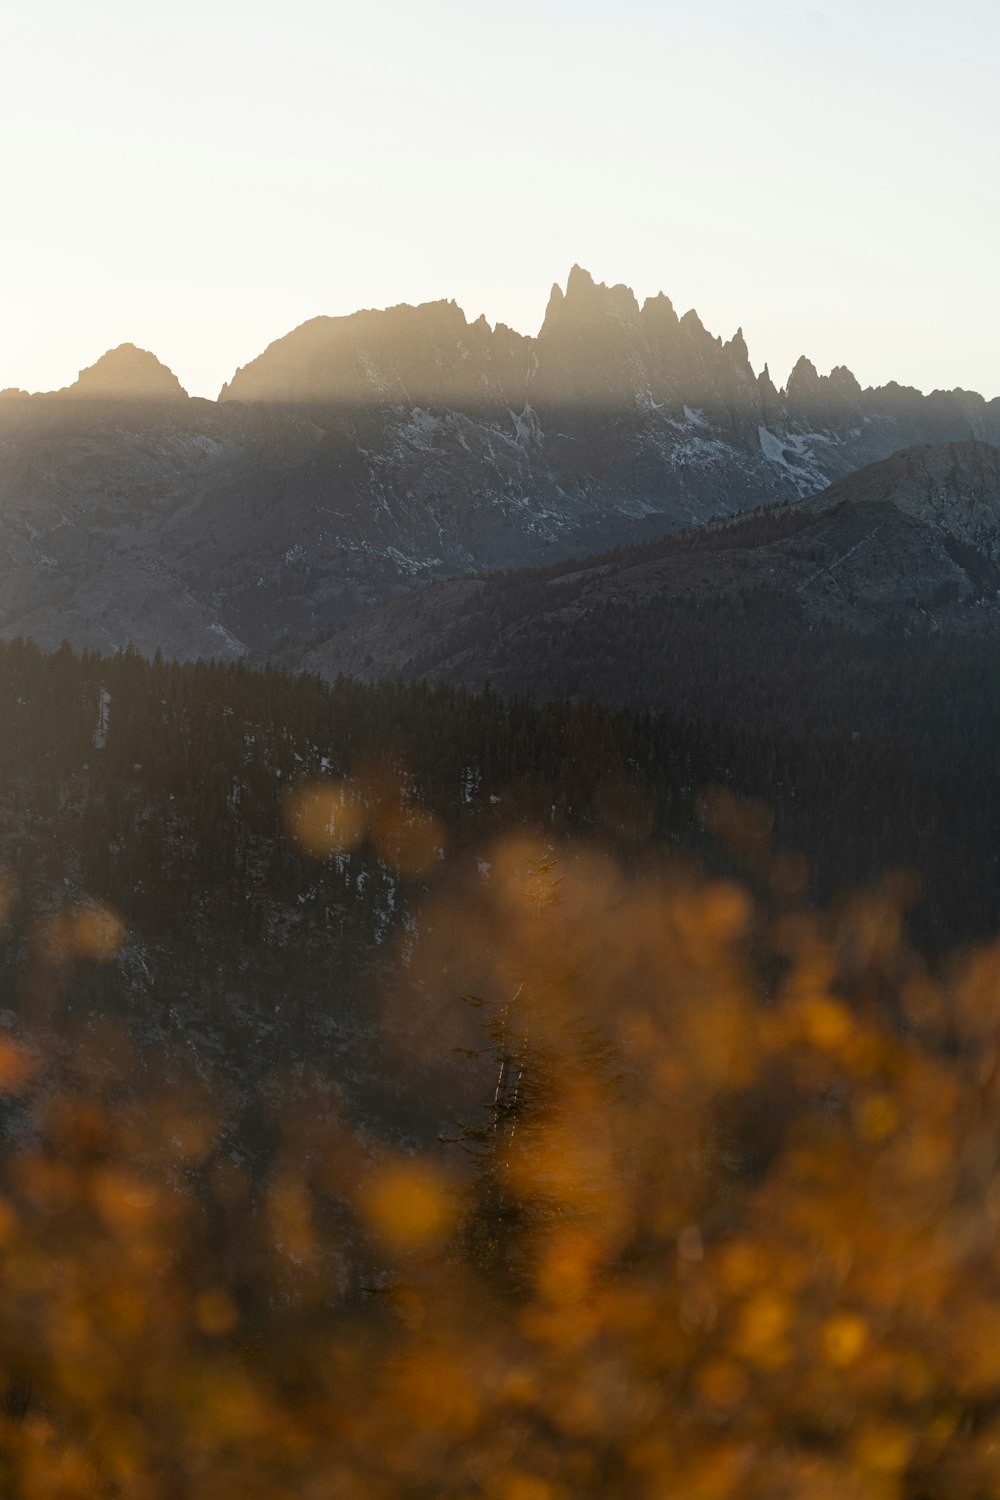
[1,0,996,400]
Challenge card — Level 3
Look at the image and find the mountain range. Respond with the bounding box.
[2,267,999,662]
[5,273,1000,1379]
[295,439,1000,704]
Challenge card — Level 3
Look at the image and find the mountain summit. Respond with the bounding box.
[62,344,188,401]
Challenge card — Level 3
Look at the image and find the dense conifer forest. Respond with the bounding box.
[0,631,997,1040]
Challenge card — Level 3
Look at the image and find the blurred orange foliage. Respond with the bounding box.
[1,800,999,1498]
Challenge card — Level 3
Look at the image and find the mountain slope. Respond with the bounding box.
[291,441,1000,705]
[2,271,999,660]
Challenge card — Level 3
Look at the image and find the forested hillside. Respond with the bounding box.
[1,636,996,1079]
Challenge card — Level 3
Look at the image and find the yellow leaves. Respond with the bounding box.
[0,1194,17,1248]
[677,1224,704,1262]
[679,987,759,1090]
[91,1168,160,1232]
[714,1240,771,1293]
[900,973,947,1033]
[925,1406,962,1445]
[696,786,774,850]
[195,1370,268,1444]
[31,902,125,965]
[534,1227,603,1307]
[690,881,755,945]
[500,1364,539,1408]
[855,1094,898,1142]
[795,995,855,1051]
[670,880,755,957]
[506,1114,611,1215]
[953,941,1000,1039]
[733,1290,793,1369]
[283,780,365,859]
[371,800,443,877]
[70,904,125,961]
[2,825,1000,1495]
[359,1160,455,1252]
[195,1289,239,1337]
[679,1441,753,1500]
[14,1433,96,1500]
[821,1312,869,1368]
[946,1300,1000,1395]
[53,1312,119,1408]
[386,1349,480,1437]
[0,1036,32,1095]
[696,1357,749,1408]
[101,1283,150,1340]
[495,1474,562,1500]
[489,838,565,921]
[12,1153,80,1215]
[284,771,445,873]
[852,1419,914,1476]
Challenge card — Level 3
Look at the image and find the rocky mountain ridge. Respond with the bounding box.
[290,441,1000,699]
[1,269,998,661]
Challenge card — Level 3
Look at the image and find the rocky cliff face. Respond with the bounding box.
[2,269,998,661]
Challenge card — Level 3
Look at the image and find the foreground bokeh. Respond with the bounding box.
[1,806,1000,1500]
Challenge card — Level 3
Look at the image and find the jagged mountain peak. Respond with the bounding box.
[565,263,596,297]
[724,327,752,368]
[541,266,642,332]
[640,291,680,338]
[543,281,565,321]
[212,269,997,458]
[59,343,188,401]
[786,354,821,392]
[830,364,862,397]
[642,290,677,315]
[679,308,708,333]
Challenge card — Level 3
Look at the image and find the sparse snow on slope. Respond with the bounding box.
[93,687,111,749]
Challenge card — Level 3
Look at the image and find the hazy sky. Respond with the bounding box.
[1,0,996,399]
